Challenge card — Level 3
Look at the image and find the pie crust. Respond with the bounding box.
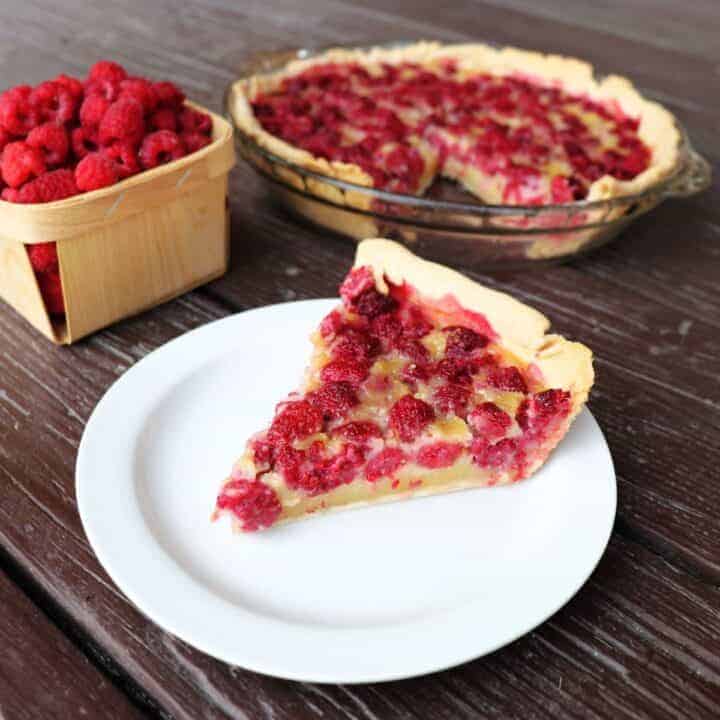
[229,41,680,207]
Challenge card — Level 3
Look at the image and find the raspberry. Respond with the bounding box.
[87,60,128,86]
[53,74,84,100]
[471,437,519,470]
[182,132,212,153]
[397,338,429,365]
[370,313,403,346]
[402,306,433,339]
[179,107,212,134]
[0,86,38,135]
[332,421,382,444]
[332,327,380,362]
[319,309,345,338]
[216,478,281,531]
[153,81,185,110]
[18,169,78,203]
[99,98,145,146]
[320,358,370,386]
[103,141,140,179]
[118,77,159,113]
[149,108,178,132]
[389,395,435,442]
[487,366,528,393]
[340,266,375,305]
[29,81,77,125]
[401,361,430,388]
[1,187,20,202]
[84,78,121,103]
[435,356,476,385]
[37,270,65,315]
[0,128,11,153]
[443,326,489,357]
[366,448,408,482]
[71,126,99,159]
[352,287,397,319]
[468,402,511,442]
[139,130,186,169]
[79,94,111,130]
[26,123,69,166]
[517,389,571,434]
[268,399,323,444]
[1,142,46,188]
[433,383,470,415]
[75,152,119,192]
[308,381,358,420]
[417,442,463,469]
[27,242,58,273]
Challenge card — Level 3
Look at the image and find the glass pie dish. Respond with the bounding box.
[226,45,712,269]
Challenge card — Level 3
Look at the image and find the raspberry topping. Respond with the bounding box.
[444,326,489,357]
[332,421,382,444]
[366,448,408,482]
[389,395,435,442]
[320,358,370,386]
[308,381,358,420]
[216,478,282,532]
[487,366,528,393]
[468,402,512,442]
[417,442,463,469]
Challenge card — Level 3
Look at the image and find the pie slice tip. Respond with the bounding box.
[214,239,594,533]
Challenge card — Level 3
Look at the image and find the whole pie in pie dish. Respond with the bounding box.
[214,239,594,532]
[230,41,680,207]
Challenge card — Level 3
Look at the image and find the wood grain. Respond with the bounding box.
[0,567,146,720]
[0,0,718,718]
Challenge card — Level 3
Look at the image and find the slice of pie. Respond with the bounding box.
[214,239,594,532]
[230,41,679,206]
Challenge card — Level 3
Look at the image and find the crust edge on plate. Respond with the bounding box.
[229,40,681,205]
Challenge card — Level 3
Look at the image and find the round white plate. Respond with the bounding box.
[77,298,616,684]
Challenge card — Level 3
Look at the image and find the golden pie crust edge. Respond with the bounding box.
[229,40,681,206]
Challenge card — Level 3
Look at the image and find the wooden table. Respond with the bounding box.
[1,1,718,718]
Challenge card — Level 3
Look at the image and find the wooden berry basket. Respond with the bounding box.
[0,103,235,344]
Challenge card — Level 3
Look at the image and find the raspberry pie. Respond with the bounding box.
[214,239,594,532]
[230,42,679,206]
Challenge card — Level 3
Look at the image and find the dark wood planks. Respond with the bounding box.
[0,567,146,720]
[0,0,719,719]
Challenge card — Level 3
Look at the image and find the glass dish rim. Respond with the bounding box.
[226,41,693,219]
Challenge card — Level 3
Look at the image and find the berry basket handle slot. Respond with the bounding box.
[665,149,712,198]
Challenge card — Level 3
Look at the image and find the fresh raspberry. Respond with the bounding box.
[320,358,370,386]
[1,141,46,188]
[139,130,186,169]
[332,421,382,444]
[99,98,145,146]
[29,81,77,125]
[0,86,38,136]
[0,128,11,154]
[26,123,69,166]
[471,437,519,470]
[71,126,99,159]
[18,168,78,203]
[216,478,281,531]
[417,442,463,469]
[118,77,159,113]
[487,366,528,393]
[87,60,128,86]
[182,132,212,153]
[27,242,58,273]
[332,327,380,362]
[352,287,397,319]
[443,326,489,357]
[1,187,20,202]
[53,74,84,100]
[102,141,140,179]
[84,78,121,103]
[397,338,429,365]
[37,270,65,315]
[79,93,111,130]
[308,381,358,420]
[468,402,512,442]
[319,309,345,338]
[268,399,323,444]
[149,108,178,132]
[433,383,470,415]
[389,395,435,442]
[75,152,119,192]
[153,81,185,110]
[366,448,408,482]
[340,266,375,305]
[179,107,212,134]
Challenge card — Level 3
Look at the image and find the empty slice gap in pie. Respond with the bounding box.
[214,239,594,532]
[230,41,680,206]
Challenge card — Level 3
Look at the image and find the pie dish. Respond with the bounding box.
[214,239,594,532]
[228,42,709,265]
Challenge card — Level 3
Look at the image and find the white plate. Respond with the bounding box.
[77,299,616,684]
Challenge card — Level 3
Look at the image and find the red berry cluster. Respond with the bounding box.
[0,61,214,319]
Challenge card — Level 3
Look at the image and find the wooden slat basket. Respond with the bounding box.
[0,103,235,344]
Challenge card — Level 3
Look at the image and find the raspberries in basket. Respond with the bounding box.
[0,60,214,317]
